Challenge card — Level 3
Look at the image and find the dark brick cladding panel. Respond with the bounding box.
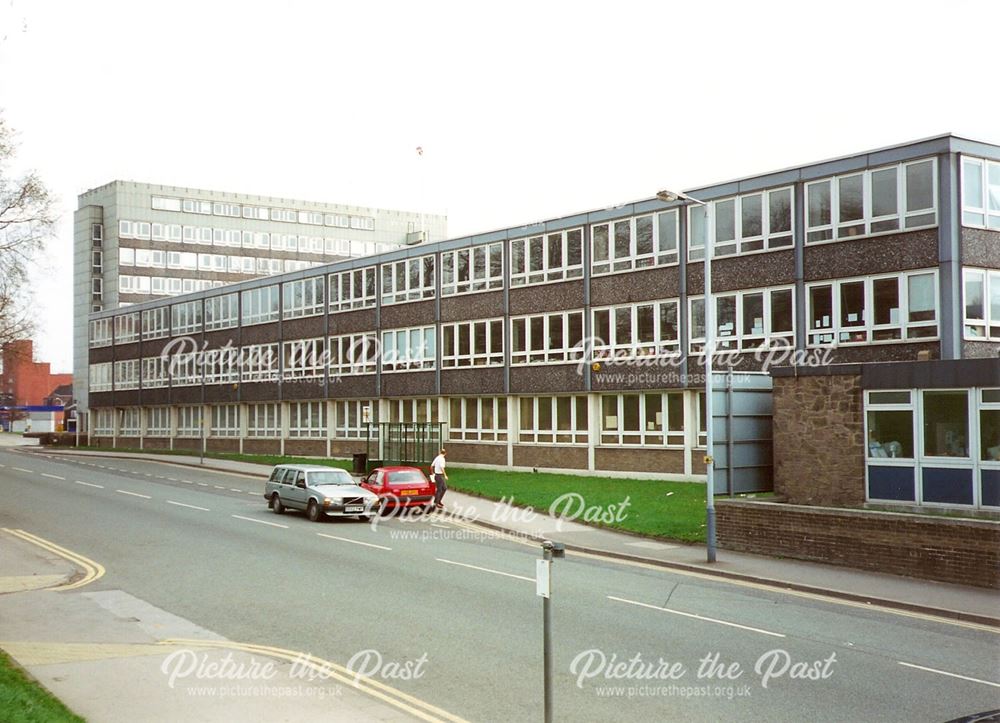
[381,300,435,329]
[591,266,681,306]
[440,368,505,396]
[803,230,938,281]
[440,292,504,322]
[961,228,1000,269]
[509,281,584,316]
[686,250,795,296]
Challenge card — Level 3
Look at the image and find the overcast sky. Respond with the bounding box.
[1,0,997,374]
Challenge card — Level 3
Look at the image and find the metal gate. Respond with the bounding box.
[366,422,445,468]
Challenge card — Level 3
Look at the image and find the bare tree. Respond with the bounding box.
[0,112,56,347]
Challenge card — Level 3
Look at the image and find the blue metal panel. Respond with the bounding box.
[921,466,974,505]
[981,469,1000,508]
[868,465,916,501]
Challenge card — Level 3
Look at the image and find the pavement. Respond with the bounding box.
[2,442,999,722]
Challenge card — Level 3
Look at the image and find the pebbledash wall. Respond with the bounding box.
[85,135,1000,484]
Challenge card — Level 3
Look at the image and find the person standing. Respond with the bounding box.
[431,448,448,509]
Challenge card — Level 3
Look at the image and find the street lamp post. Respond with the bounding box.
[656,189,717,563]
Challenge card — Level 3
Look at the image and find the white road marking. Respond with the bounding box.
[213,485,225,490]
[317,533,392,551]
[898,661,1000,688]
[435,558,534,583]
[12,467,32,473]
[607,596,785,638]
[0,463,6,467]
[229,488,242,492]
[75,480,103,489]
[231,515,287,529]
[197,483,208,487]
[166,478,179,482]
[116,490,152,499]
[41,473,65,480]
[167,500,210,512]
[181,480,194,484]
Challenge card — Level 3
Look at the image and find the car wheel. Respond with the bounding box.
[272,495,284,514]
[307,500,322,522]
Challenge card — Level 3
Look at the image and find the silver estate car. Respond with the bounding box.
[265,464,380,522]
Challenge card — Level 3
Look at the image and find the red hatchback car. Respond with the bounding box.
[360,466,436,511]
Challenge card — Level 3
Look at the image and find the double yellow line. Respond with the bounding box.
[1,528,106,591]
[160,638,467,723]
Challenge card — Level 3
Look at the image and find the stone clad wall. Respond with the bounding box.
[772,373,865,506]
[717,499,1000,589]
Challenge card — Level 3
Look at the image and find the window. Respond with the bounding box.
[592,211,678,275]
[381,255,435,305]
[441,319,504,367]
[329,268,377,311]
[329,333,378,376]
[282,338,326,380]
[119,247,135,266]
[981,389,1000,464]
[510,230,583,286]
[145,407,171,437]
[247,403,281,437]
[334,400,378,439]
[601,392,684,446]
[92,250,103,272]
[205,293,238,331]
[807,271,937,346]
[442,243,504,295]
[449,397,508,441]
[171,300,202,335]
[89,363,112,393]
[386,398,438,424]
[142,307,170,339]
[169,352,202,386]
[119,408,141,437]
[806,159,937,243]
[923,391,969,459]
[141,356,169,389]
[381,326,436,372]
[510,311,585,365]
[963,268,1000,341]
[688,287,794,353]
[210,405,240,437]
[92,277,104,298]
[961,157,1000,228]
[177,406,203,437]
[113,360,139,391]
[91,223,104,242]
[89,318,112,348]
[241,285,279,325]
[241,343,280,382]
[866,391,914,459]
[152,196,182,212]
[591,300,680,360]
[92,408,114,436]
[204,346,239,384]
[699,188,794,259]
[518,396,588,444]
[288,401,326,438]
[282,277,326,319]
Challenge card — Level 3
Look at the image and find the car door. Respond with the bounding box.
[287,470,308,510]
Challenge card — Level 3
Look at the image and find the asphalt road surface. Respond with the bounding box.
[1,447,998,722]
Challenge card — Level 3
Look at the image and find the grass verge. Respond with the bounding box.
[0,649,83,723]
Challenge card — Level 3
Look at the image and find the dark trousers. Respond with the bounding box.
[434,474,447,505]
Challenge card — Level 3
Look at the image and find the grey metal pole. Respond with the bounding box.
[543,543,553,723]
[704,205,717,564]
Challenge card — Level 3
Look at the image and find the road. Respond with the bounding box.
[1,446,998,722]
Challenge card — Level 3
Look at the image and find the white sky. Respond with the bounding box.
[0,0,997,374]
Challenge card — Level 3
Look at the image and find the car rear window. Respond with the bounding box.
[389,471,427,484]
[308,470,354,486]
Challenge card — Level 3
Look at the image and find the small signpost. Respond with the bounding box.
[539,540,564,723]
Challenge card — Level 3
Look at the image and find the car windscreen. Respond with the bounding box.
[388,471,428,484]
[308,471,355,486]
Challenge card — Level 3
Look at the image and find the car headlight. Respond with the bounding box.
[324,498,340,507]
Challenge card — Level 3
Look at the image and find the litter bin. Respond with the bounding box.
[352,453,368,475]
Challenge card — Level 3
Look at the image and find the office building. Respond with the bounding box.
[84,135,1000,509]
[73,181,447,411]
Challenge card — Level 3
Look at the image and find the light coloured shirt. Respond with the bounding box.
[431,454,447,475]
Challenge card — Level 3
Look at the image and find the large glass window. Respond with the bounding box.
[381,255,435,305]
[442,243,504,295]
[593,211,678,275]
[961,157,1000,229]
[329,267,377,311]
[510,311,584,365]
[518,396,588,444]
[963,268,1000,341]
[448,397,508,442]
[689,287,794,352]
[923,391,969,458]
[601,392,684,446]
[592,300,679,359]
[381,326,436,372]
[441,319,504,367]
[806,159,937,242]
